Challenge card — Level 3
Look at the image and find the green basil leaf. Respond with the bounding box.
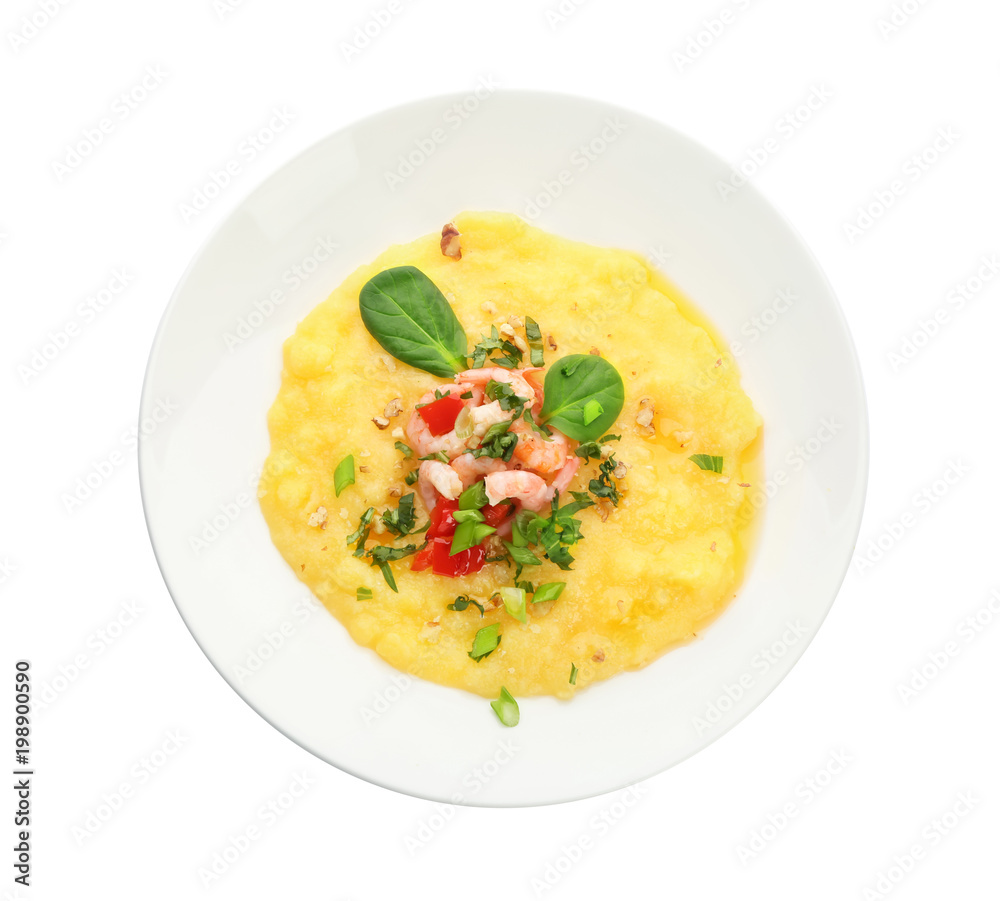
[359,266,468,377]
[689,454,724,473]
[503,540,542,567]
[539,354,625,442]
[490,686,519,726]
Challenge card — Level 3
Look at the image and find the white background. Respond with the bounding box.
[3,0,998,898]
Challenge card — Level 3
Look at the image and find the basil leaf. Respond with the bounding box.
[503,540,542,567]
[490,686,519,727]
[689,454,724,473]
[539,354,625,442]
[334,455,355,496]
[448,595,485,616]
[359,266,468,377]
[394,441,413,458]
[524,316,544,367]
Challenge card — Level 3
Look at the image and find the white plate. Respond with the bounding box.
[140,90,868,807]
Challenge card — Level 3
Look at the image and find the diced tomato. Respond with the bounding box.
[417,394,465,436]
[426,499,459,539]
[481,501,515,528]
[410,537,486,576]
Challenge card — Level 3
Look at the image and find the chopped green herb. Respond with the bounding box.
[346,507,376,555]
[472,420,518,462]
[569,663,579,685]
[451,519,496,555]
[469,623,501,661]
[582,399,604,426]
[419,451,451,463]
[366,543,418,593]
[532,582,566,604]
[516,580,535,594]
[460,391,473,399]
[381,493,417,537]
[689,453,724,473]
[575,434,621,461]
[469,325,523,370]
[490,686,519,727]
[453,508,485,524]
[498,586,527,623]
[486,379,528,417]
[459,480,489,510]
[503,540,542,567]
[404,469,420,486]
[334,455,356,497]
[448,595,485,616]
[356,587,373,601]
[522,407,553,439]
[524,316,544,367]
[589,457,622,506]
[394,441,413,458]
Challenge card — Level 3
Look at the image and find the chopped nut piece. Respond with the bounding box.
[599,444,614,460]
[506,315,523,329]
[715,358,722,367]
[547,334,558,351]
[440,222,462,259]
[372,416,390,430]
[307,506,328,528]
[391,427,405,440]
[617,599,625,614]
[710,541,717,552]
[597,501,611,522]
[513,335,529,353]
[384,397,403,418]
[498,323,516,338]
[636,397,655,429]
[425,619,440,628]
[738,482,750,488]
[589,346,601,356]
[388,486,402,498]
[359,465,370,473]
[592,649,605,663]
[672,430,694,447]
[482,300,498,315]
[613,461,628,479]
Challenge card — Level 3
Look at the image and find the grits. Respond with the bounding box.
[259,211,761,700]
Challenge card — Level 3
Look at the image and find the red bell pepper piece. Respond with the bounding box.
[417,394,465,436]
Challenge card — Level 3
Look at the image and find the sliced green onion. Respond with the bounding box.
[524,316,544,367]
[453,508,485,524]
[503,540,542,567]
[451,520,496,556]
[498,586,527,623]
[532,582,566,604]
[356,587,373,601]
[453,404,474,440]
[582,399,604,426]
[490,686,519,726]
[569,663,579,685]
[334,455,355,496]
[689,453,724,473]
[394,441,413,458]
[469,623,501,661]
[459,480,490,510]
[512,509,539,548]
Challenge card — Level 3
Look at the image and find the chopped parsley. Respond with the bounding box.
[589,457,622,506]
[404,469,420,486]
[448,595,485,617]
[381,492,417,536]
[575,434,621,461]
[470,325,523,370]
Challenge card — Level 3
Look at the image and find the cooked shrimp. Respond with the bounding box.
[484,470,551,512]
[549,454,581,497]
[450,453,508,489]
[457,367,542,407]
[404,383,481,459]
[510,418,569,476]
[418,460,463,511]
[469,400,510,437]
